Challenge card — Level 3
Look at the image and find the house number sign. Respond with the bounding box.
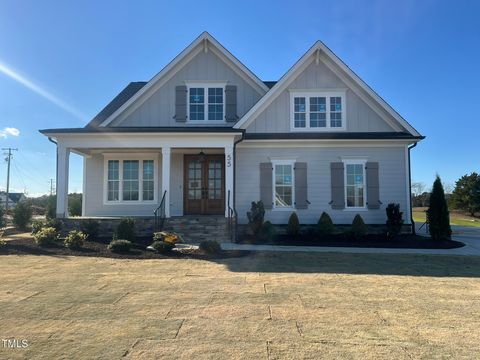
[226,154,232,167]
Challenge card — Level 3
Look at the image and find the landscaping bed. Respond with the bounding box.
[0,236,249,260]
[239,233,464,249]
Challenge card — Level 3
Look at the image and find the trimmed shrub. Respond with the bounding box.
[80,219,100,240]
[33,227,58,246]
[427,175,452,241]
[199,240,221,254]
[13,200,32,231]
[349,214,367,240]
[151,240,175,254]
[31,219,46,234]
[108,239,132,253]
[247,201,265,235]
[45,195,56,220]
[64,230,87,250]
[287,212,301,238]
[259,221,276,241]
[68,194,82,217]
[114,218,135,241]
[45,218,63,232]
[316,212,334,237]
[386,203,404,239]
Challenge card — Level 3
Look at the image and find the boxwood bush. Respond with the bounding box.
[108,239,132,253]
[33,227,58,246]
[287,212,301,238]
[316,212,335,237]
[150,240,174,254]
[349,214,367,240]
[114,218,135,241]
[80,219,100,240]
[64,230,87,250]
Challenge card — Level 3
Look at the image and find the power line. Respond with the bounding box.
[2,147,18,211]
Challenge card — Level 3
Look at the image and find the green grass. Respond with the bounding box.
[413,208,480,228]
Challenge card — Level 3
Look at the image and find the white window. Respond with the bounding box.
[104,156,157,204]
[290,91,346,131]
[344,160,366,209]
[188,83,225,121]
[272,160,295,209]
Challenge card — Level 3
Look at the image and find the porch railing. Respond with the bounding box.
[227,190,238,242]
[154,190,167,232]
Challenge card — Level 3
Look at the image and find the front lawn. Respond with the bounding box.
[413,207,480,228]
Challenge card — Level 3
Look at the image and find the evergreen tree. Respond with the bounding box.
[451,172,480,216]
[427,175,452,241]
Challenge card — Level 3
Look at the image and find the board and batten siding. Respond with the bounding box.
[109,50,263,127]
[245,60,396,133]
[84,153,163,217]
[235,146,408,225]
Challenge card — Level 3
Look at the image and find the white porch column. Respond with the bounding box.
[225,146,234,217]
[161,147,171,218]
[56,144,70,218]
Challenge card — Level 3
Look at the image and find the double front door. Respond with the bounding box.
[184,155,225,215]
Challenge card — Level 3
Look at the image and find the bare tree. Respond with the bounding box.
[411,182,426,196]
[443,182,454,195]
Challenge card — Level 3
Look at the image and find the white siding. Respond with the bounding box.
[235,145,408,225]
[246,60,396,133]
[110,50,263,127]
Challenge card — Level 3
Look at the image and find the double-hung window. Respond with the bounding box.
[344,160,366,209]
[273,160,295,208]
[291,91,345,130]
[105,157,157,204]
[188,84,225,121]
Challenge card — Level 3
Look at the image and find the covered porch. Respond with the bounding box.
[49,130,241,219]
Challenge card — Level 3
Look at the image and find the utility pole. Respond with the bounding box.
[2,148,18,212]
[49,179,55,196]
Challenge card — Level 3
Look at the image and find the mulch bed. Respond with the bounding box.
[0,237,249,260]
[239,233,464,249]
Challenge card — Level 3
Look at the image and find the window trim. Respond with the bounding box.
[186,82,227,123]
[342,159,367,211]
[290,90,346,132]
[103,154,158,205]
[271,159,295,211]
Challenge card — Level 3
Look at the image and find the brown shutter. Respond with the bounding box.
[330,162,345,209]
[366,162,380,209]
[260,162,273,209]
[225,85,238,122]
[174,85,187,122]
[294,162,308,209]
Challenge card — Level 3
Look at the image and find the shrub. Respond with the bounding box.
[31,219,46,234]
[316,212,335,237]
[45,195,56,220]
[0,206,5,229]
[259,221,276,241]
[247,201,265,235]
[68,194,82,217]
[80,219,100,240]
[349,214,367,240]
[199,240,221,254]
[153,231,182,244]
[287,212,301,238]
[45,218,63,232]
[114,218,135,241]
[150,240,174,254]
[427,175,452,241]
[0,231,6,248]
[386,203,404,239]
[33,227,58,246]
[108,239,132,253]
[64,230,87,250]
[13,200,33,231]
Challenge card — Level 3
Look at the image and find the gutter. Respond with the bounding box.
[408,142,418,235]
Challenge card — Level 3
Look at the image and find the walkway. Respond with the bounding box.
[221,225,480,256]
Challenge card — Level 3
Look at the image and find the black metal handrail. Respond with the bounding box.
[154,190,167,232]
[227,190,237,242]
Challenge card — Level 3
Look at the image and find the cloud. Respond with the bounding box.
[0,127,20,138]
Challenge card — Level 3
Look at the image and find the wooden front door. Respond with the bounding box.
[184,155,225,215]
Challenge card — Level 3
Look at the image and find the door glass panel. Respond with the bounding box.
[188,160,202,199]
[208,160,222,199]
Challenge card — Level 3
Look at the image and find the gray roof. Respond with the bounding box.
[86,82,147,128]
[0,192,24,203]
[263,81,277,89]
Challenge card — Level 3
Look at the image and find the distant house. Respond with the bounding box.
[0,192,26,209]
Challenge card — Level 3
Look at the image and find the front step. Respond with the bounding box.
[163,216,231,244]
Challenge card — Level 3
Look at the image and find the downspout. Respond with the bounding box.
[408,142,417,235]
[232,130,245,215]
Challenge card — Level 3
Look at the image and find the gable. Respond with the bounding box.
[110,49,264,127]
[245,59,396,133]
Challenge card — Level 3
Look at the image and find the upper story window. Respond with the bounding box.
[188,83,225,121]
[290,91,346,131]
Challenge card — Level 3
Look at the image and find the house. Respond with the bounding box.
[40,32,423,235]
[0,191,25,209]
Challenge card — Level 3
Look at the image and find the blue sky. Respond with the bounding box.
[0,0,479,196]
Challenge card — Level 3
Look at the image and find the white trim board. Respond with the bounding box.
[99,32,269,127]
